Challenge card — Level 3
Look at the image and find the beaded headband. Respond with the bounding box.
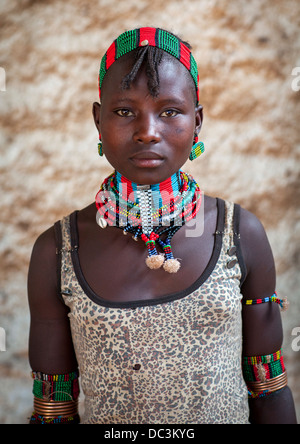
[99,27,199,103]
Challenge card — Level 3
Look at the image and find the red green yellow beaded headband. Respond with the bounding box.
[99,27,200,104]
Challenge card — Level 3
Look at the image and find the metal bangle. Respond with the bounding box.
[33,397,78,418]
[246,371,287,393]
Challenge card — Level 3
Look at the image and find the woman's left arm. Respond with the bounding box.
[240,207,297,424]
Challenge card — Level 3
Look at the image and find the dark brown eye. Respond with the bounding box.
[116,109,134,117]
[160,109,179,117]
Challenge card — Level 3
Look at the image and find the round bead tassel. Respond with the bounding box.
[142,233,164,270]
[146,254,165,270]
[163,258,181,273]
[162,244,181,273]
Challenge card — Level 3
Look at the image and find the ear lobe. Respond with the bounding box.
[92,102,102,133]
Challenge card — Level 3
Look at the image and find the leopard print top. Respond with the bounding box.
[56,199,249,424]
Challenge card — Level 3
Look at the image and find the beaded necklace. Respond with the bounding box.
[95,170,201,273]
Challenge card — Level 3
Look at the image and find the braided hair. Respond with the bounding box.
[120,29,196,102]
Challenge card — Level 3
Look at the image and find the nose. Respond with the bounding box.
[133,114,161,145]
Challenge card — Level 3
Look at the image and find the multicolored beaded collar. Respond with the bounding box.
[95,170,202,273]
[99,27,200,103]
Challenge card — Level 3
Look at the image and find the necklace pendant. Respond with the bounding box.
[136,185,153,235]
[96,214,108,228]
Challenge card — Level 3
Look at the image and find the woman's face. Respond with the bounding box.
[93,55,203,185]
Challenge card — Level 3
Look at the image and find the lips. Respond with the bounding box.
[131,151,163,160]
[130,151,164,168]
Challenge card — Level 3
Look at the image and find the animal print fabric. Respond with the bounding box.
[59,201,249,423]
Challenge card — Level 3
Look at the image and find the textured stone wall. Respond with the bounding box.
[0,0,299,423]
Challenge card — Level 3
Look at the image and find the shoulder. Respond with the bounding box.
[28,221,64,317]
[32,224,56,255]
[29,225,58,278]
[30,207,82,261]
[27,212,70,311]
[236,205,276,299]
[28,207,77,287]
[238,206,274,266]
[28,224,58,296]
[239,206,266,234]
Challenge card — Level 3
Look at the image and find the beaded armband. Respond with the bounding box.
[30,370,80,424]
[242,349,287,399]
[242,292,289,311]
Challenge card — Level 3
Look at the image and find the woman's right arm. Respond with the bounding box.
[28,225,79,423]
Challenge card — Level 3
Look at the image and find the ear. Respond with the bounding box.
[92,102,101,133]
[194,104,203,136]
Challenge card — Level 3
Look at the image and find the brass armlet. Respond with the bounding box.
[33,397,78,418]
[246,371,287,394]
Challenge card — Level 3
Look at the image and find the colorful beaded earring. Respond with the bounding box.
[189,135,205,161]
[98,135,103,157]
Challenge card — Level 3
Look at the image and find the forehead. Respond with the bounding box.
[100,54,196,104]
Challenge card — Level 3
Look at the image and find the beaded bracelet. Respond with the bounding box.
[242,349,287,399]
[30,370,80,424]
[242,292,289,311]
[32,370,80,402]
[30,412,80,424]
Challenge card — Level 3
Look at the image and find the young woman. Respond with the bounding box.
[28,27,297,424]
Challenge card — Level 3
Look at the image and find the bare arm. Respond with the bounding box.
[28,225,78,375]
[240,208,297,424]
